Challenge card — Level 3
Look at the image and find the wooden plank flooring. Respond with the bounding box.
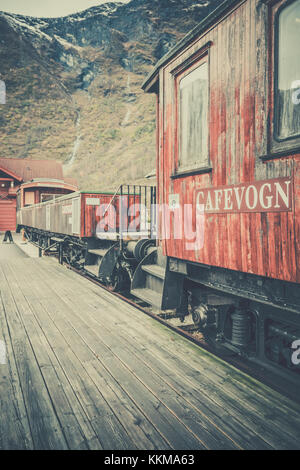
[0,255,300,450]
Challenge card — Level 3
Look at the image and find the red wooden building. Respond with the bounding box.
[0,158,77,232]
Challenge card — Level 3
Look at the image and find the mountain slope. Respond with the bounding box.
[0,0,221,191]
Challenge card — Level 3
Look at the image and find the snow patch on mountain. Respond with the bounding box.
[1,12,52,42]
[53,34,83,52]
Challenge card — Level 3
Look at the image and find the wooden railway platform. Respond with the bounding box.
[0,240,29,260]
[0,253,300,450]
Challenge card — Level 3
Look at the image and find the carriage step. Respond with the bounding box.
[141,264,165,280]
[131,288,162,309]
[88,248,108,257]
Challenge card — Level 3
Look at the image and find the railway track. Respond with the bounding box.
[64,261,300,406]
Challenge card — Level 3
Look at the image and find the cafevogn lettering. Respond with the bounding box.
[195,177,292,214]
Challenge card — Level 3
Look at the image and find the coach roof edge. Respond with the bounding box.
[142,0,245,92]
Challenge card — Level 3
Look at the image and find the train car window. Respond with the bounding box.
[24,191,35,206]
[41,194,62,203]
[41,194,55,203]
[179,62,208,170]
[275,0,300,140]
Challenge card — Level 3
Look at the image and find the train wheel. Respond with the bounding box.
[107,267,130,293]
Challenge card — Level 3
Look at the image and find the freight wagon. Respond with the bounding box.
[17,186,157,290]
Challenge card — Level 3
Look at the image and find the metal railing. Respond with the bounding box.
[102,184,157,244]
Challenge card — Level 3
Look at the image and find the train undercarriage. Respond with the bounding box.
[183,263,300,382]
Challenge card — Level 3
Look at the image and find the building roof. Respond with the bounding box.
[0,158,78,188]
[0,165,23,182]
[142,0,243,92]
[0,158,64,182]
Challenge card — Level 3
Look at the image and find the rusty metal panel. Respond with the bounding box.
[18,192,80,236]
[50,197,76,235]
[81,193,114,238]
[81,193,141,238]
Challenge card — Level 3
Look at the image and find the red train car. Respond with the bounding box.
[138,0,300,378]
[17,179,78,208]
[18,191,142,239]
[0,158,75,233]
[17,186,155,290]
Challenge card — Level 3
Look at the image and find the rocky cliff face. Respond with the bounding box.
[0,0,220,190]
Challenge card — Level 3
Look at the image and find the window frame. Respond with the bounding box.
[40,193,62,203]
[24,191,35,206]
[269,0,300,157]
[171,44,212,179]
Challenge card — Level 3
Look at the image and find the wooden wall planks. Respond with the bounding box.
[156,0,299,283]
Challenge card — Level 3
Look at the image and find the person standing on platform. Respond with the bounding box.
[2,231,14,243]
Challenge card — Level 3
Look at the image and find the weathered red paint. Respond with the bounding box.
[18,191,141,239]
[148,0,300,283]
[81,193,141,238]
[0,199,16,231]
